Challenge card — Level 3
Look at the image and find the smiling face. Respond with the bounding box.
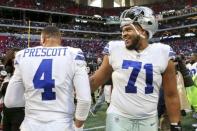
[121,24,144,50]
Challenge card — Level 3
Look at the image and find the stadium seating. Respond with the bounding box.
[0,0,196,63]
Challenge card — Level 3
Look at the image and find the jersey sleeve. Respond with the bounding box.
[102,41,115,66]
[71,48,91,102]
[4,51,25,108]
[160,44,176,73]
[168,46,176,61]
[102,42,110,55]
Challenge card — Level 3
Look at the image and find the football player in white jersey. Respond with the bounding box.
[186,52,197,120]
[4,26,91,131]
[188,52,197,77]
[90,6,181,131]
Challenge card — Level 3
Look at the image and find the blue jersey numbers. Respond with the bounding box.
[33,59,56,100]
[122,60,154,94]
[190,69,196,77]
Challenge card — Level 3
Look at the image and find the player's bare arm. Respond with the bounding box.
[162,59,181,123]
[90,55,113,92]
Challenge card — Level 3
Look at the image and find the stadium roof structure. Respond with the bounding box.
[88,0,167,7]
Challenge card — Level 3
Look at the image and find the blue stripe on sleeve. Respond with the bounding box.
[75,51,85,60]
[168,47,176,60]
[102,44,109,55]
[75,55,85,60]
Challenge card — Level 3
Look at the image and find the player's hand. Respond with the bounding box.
[73,119,84,131]
[170,122,182,131]
[73,123,84,131]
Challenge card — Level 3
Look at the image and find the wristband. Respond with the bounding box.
[170,122,182,131]
[74,124,84,131]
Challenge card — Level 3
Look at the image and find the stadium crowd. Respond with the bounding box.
[0,35,196,64]
[0,0,196,17]
[1,17,196,32]
[0,1,196,131]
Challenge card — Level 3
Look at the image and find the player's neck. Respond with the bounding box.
[44,44,61,47]
[137,39,149,51]
[43,40,61,47]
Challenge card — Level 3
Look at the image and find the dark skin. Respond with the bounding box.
[122,24,148,50]
[90,24,181,123]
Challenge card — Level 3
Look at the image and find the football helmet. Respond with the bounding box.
[120,6,158,39]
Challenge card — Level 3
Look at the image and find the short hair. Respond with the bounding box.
[41,26,61,39]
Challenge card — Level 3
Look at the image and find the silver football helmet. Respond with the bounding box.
[120,6,158,39]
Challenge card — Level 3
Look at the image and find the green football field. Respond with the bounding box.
[84,103,197,131]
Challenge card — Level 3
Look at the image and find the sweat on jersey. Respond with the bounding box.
[103,41,175,119]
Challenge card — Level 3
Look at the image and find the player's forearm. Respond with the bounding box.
[74,119,84,128]
[90,75,104,92]
[165,93,181,123]
[90,55,113,92]
[162,60,181,123]
[90,71,111,92]
[75,99,91,121]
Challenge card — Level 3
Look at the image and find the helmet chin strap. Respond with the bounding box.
[130,23,145,39]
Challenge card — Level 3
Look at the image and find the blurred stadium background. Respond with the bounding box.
[0,0,196,130]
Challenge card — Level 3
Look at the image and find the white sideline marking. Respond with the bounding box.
[84,126,105,130]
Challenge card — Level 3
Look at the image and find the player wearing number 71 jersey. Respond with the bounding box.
[90,6,181,131]
[4,26,91,131]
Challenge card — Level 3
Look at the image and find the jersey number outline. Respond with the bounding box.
[33,59,56,100]
[122,60,154,94]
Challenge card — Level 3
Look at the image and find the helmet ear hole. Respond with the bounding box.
[145,31,149,38]
[148,21,152,25]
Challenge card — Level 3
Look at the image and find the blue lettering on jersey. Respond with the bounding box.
[35,48,41,57]
[41,48,47,56]
[144,64,154,94]
[46,48,53,56]
[23,48,67,57]
[33,59,56,100]
[51,48,57,56]
[23,49,30,57]
[122,60,154,94]
[29,48,35,57]
[190,69,196,76]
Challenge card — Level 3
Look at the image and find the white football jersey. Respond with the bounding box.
[10,46,91,122]
[187,62,197,77]
[103,41,175,119]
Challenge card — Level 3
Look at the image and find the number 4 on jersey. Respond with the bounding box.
[122,60,154,94]
[33,59,56,100]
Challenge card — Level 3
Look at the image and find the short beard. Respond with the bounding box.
[190,60,195,64]
[126,35,141,51]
